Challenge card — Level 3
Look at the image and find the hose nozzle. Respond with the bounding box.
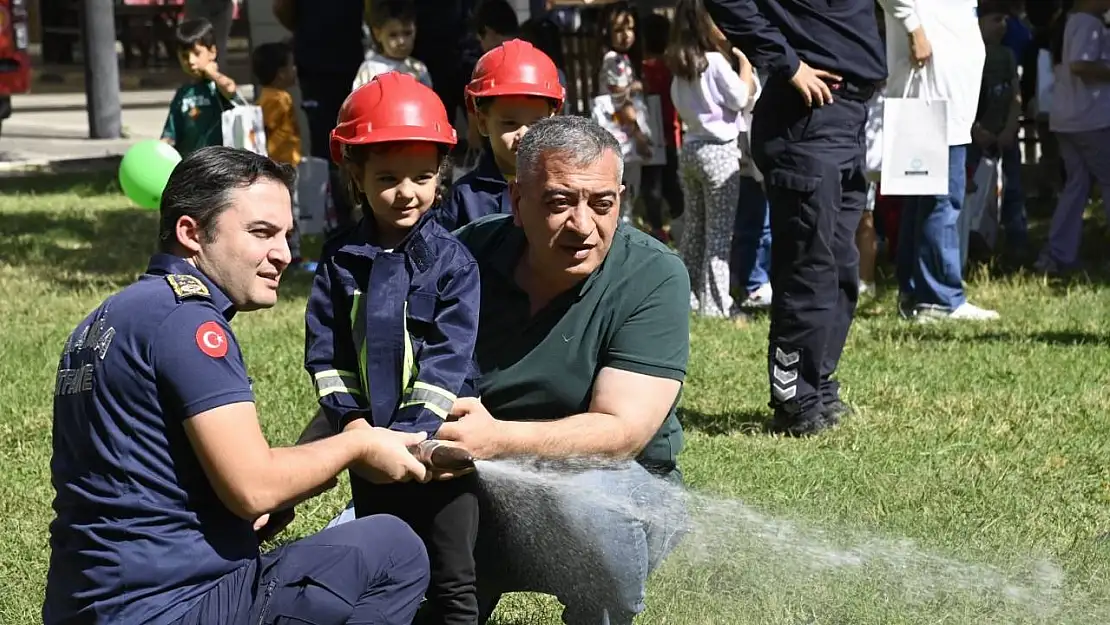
[409,440,475,472]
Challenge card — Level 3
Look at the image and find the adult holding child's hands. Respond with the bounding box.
[299,116,693,623]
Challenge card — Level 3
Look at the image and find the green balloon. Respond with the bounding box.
[118,140,182,210]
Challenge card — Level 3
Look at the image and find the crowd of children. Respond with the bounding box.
[154,0,1110,328]
[156,0,1110,322]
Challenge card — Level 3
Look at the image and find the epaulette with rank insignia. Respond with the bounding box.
[166,274,211,302]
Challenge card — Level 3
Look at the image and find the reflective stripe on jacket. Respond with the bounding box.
[305,210,481,435]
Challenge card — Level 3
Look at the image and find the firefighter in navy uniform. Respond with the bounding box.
[704,0,887,436]
[303,72,484,625]
[43,147,431,625]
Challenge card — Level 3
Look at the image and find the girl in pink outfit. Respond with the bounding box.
[667,0,756,319]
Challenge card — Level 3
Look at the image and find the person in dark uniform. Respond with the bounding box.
[42,147,431,625]
[704,0,887,436]
[411,0,485,164]
[273,0,364,231]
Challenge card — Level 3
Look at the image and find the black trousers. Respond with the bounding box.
[351,473,480,625]
[750,76,869,422]
[298,69,358,232]
[640,146,685,228]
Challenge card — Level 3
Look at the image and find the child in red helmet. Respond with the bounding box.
[435,39,565,231]
[302,71,482,625]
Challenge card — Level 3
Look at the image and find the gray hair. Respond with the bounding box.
[516,115,624,185]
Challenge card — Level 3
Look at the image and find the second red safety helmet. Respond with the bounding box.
[465,39,565,113]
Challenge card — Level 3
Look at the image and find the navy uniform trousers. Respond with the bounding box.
[750,74,871,424]
[172,515,430,625]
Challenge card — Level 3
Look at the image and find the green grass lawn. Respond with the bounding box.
[2,172,1110,624]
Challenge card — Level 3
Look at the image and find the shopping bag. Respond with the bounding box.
[1034,48,1055,119]
[296,156,332,237]
[880,67,948,196]
[221,95,268,156]
[863,91,885,183]
[958,156,1001,268]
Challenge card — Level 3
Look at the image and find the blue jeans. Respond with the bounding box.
[897,145,968,310]
[730,175,773,293]
[475,462,687,625]
[966,142,1029,248]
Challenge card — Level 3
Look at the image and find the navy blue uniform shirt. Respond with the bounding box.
[436,147,514,232]
[305,210,481,436]
[705,0,887,85]
[44,254,258,625]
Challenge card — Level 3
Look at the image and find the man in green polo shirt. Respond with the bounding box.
[435,115,691,625]
[293,115,690,625]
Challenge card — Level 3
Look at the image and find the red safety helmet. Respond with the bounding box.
[465,39,565,114]
[330,71,457,164]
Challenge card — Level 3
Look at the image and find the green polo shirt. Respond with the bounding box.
[454,214,690,476]
[161,80,233,157]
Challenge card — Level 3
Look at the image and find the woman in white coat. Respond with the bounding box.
[878,0,1000,322]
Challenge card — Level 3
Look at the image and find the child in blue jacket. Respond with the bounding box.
[435,39,564,231]
[304,71,482,625]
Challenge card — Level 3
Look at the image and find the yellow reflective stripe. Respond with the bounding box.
[350,289,370,398]
[313,369,364,398]
[401,301,417,393]
[400,381,456,419]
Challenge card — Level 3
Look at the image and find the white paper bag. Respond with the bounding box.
[959,156,1001,268]
[1034,48,1055,119]
[296,156,332,237]
[221,96,268,156]
[880,68,949,196]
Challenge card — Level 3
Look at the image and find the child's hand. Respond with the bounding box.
[732,47,750,68]
[629,80,643,94]
[615,102,639,127]
[203,61,222,80]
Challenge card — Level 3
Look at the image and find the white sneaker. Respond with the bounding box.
[948,302,1000,320]
[741,283,773,308]
[859,282,876,298]
[916,301,1000,322]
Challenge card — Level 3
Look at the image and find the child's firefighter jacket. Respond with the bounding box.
[305,210,481,436]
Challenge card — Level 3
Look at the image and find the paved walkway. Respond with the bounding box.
[0,86,255,173]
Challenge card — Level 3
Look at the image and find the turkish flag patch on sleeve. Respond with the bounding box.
[195,321,229,358]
